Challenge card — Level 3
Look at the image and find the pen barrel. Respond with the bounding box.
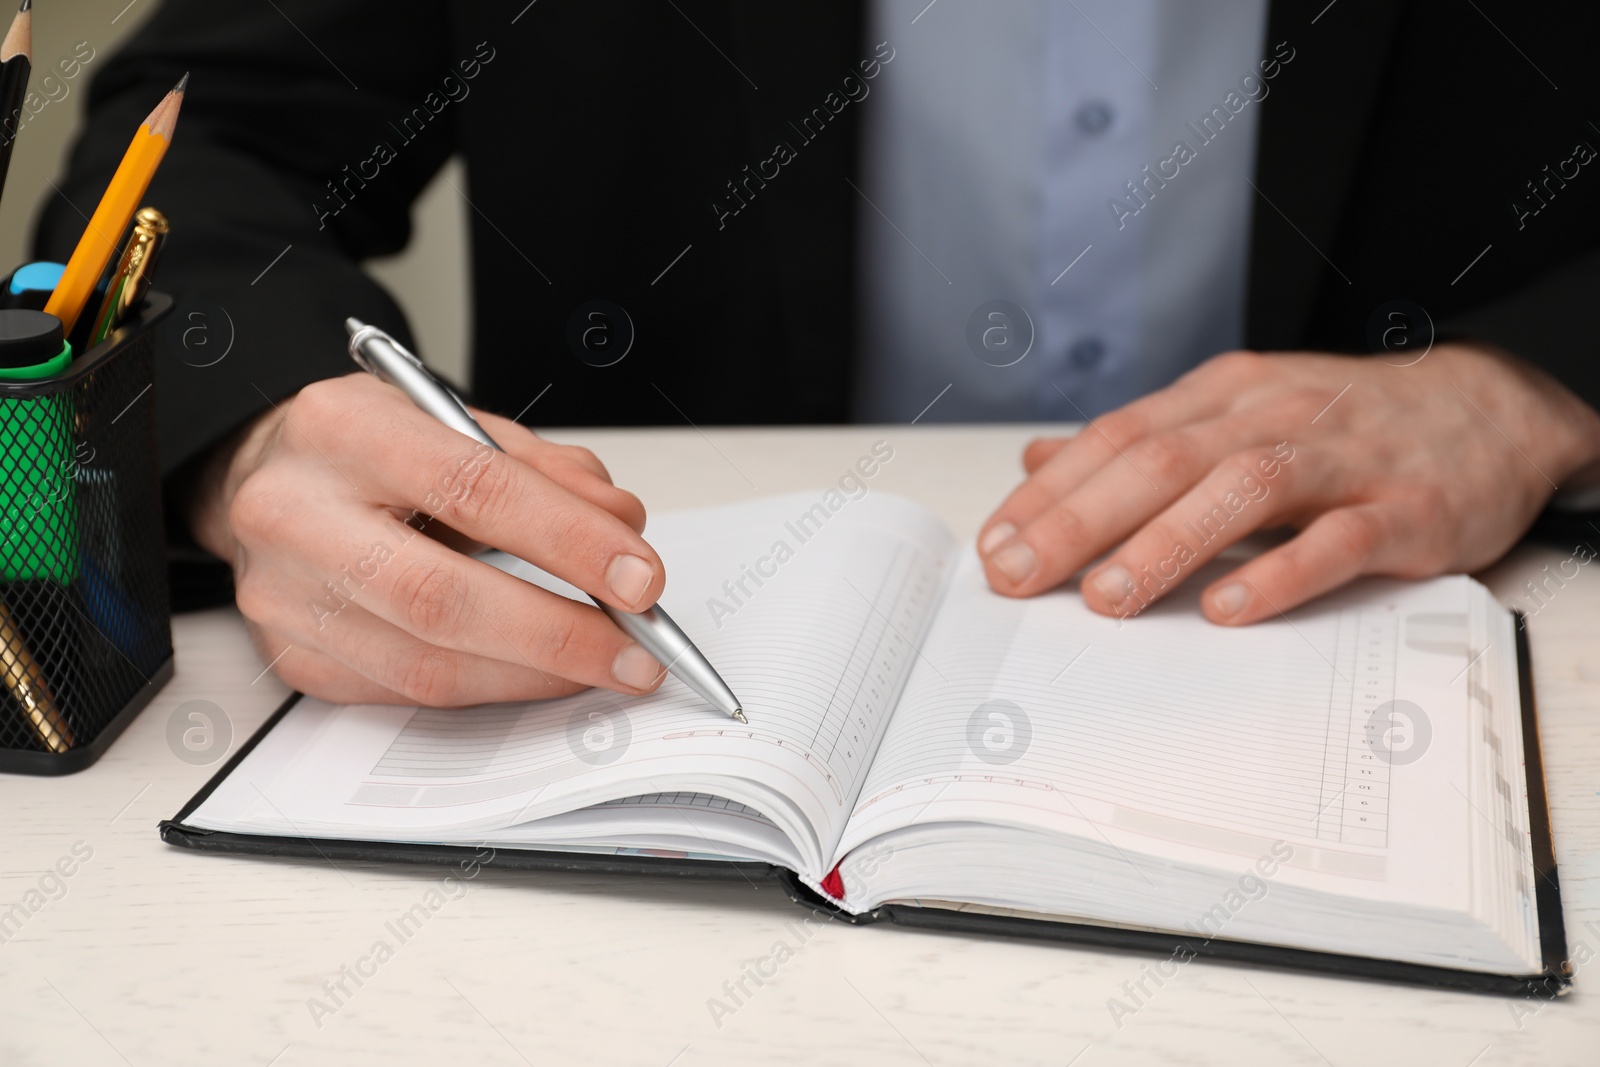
[89,208,168,349]
[347,319,743,721]
[597,600,693,672]
[596,598,738,716]
[350,327,492,448]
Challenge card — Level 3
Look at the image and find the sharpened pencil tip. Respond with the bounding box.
[173,71,189,93]
[3,0,30,63]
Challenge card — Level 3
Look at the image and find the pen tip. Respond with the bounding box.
[732,708,747,724]
[344,317,365,336]
[173,71,189,93]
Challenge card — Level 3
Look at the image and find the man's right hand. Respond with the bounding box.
[183,373,670,706]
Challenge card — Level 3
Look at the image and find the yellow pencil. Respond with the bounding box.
[44,73,186,338]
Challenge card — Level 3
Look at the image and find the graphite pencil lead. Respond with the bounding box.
[146,75,188,140]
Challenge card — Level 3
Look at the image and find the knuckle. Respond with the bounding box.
[1290,387,1332,425]
[270,655,322,697]
[228,472,288,543]
[233,576,276,625]
[597,485,646,531]
[439,448,517,528]
[1037,503,1091,549]
[1208,349,1266,377]
[1021,436,1061,472]
[1227,449,1269,485]
[1242,447,1294,494]
[562,445,610,480]
[1132,434,1192,487]
[1092,409,1147,452]
[546,502,609,568]
[395,647,464,707]
[1405,484,1448,523]
[388,559,467,639]
[1324,508,1384,562]
[284,377,350,435]
[550,505,624,579]
[1398,487,1453,571]
[528,610,582,668]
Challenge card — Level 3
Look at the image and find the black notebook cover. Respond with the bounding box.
[161,618,1571,998]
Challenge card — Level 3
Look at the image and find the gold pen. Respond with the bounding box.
[0,600,71,752]
[87,206,168,348]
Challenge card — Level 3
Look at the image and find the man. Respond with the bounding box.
[41,1,1600,707]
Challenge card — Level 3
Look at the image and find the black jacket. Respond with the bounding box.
[38,0,1600,485]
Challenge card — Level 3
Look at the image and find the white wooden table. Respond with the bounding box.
[1,425,1597,1067]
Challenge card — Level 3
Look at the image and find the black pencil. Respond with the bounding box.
[0,0,30,210]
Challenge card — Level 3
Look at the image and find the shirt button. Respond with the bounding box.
[1068,335,1107,370]
[1074,99,1114,136]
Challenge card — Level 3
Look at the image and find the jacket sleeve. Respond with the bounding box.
[1439,248,1600,420]
[32,0,459,477]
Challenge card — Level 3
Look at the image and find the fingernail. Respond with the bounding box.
[605,554,655,608]
[979,522,1016,555]
[613,643,664,690]
[1210,582,1249,619]
[1094,564,1135,605]
[992,541,1036,583]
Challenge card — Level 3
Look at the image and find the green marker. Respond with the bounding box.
[0,309,78,583]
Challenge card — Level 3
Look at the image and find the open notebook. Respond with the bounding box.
[163,490,1569,995]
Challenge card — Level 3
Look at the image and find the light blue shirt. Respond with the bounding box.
[854,0,1270,422]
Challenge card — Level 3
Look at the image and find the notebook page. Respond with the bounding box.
[187,491,956,879]
[839,552,1535,946]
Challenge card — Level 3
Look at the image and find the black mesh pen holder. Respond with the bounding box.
[0,292,175,774]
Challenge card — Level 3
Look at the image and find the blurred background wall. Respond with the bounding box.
[0,0,473,383]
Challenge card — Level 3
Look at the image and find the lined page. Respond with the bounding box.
[840,552,1535,946]
[189,491,956,878]
[852,553,1368,840]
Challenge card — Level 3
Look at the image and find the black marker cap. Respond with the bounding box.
[0,310,66,371]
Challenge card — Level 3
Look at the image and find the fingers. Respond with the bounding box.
[1022,436,1071,474]
[477,407,613,480]
[243,627,410,705]
[981,359,1258,548]
[980,420,1286,597]
[1076,444,1325,616]
[304,391,666,613]
[476,409,648,533]
[347,529,668,696]
[235,500,667,698]
[1199,504,1397,626]
[231,375,674,707]
[249,607,591,707]
[981,410,1163,548]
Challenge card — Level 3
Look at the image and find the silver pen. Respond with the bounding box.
[344,318,747,724]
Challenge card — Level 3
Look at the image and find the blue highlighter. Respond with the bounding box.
[1,262,66,311]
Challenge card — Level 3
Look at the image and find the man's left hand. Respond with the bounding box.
[977,344,1600,622]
